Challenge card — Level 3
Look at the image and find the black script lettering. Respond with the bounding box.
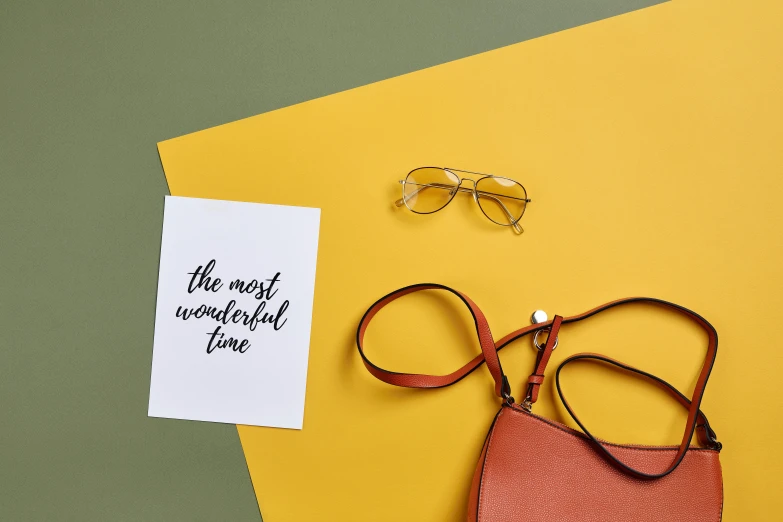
[274,300,289,330]
[206,325,223,353]
[187,259,223,293]
[192,304,210,319]
[245,301,267,331]
[228,271,282,300]
[229,278,258,295]
[176,305,192,320]
[213,299,236,323]
[264,273,281,300]
[206,325,251,354]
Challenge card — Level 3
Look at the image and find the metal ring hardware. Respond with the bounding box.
[533,329,558,351]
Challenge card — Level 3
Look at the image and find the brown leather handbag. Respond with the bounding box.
[357,284,723,521]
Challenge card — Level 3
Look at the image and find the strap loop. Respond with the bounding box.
[356,284,510,397]
[525,315,563,404]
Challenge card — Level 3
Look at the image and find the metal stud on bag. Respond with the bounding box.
[530,309,558,351]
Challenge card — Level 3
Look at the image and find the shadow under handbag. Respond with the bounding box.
[357,284,723,521]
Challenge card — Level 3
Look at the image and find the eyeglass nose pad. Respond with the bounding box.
[469,184,480,203]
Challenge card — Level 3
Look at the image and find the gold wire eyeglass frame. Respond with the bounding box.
[394,167,532,234]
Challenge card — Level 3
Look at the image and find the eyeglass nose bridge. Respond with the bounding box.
[446,171,479,202]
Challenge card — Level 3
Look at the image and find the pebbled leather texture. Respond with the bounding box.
[469,405,723,522]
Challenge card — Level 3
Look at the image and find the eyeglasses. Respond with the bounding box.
[394,167,531,234]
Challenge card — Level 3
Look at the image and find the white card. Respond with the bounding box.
[148,196,320,429]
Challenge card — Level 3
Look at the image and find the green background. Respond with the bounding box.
[0,1,663,520]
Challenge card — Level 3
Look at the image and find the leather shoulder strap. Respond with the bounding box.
[356,283,511,398]
[356,285,720,478]
[554,352,721,478]
[550,297,719,478]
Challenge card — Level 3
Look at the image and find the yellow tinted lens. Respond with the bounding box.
[403,168,459,213]
[475,177,527,225]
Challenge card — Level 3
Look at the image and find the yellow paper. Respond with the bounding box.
[159,1,783,519]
